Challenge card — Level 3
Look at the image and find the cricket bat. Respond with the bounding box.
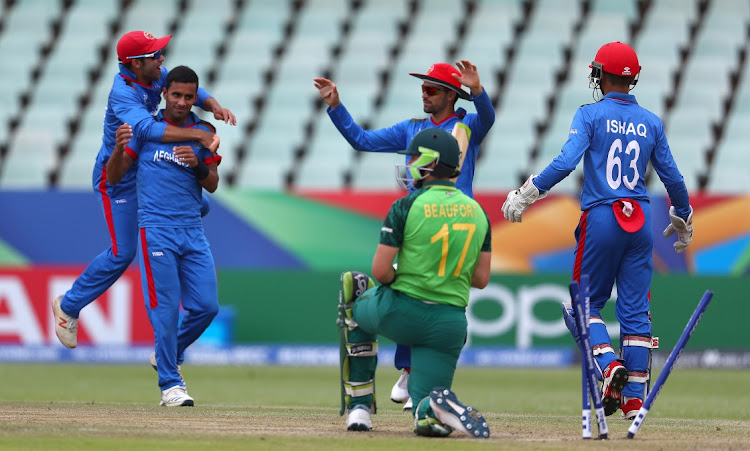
[451,122,471,182]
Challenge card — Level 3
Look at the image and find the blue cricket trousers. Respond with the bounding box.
[139,226,218,390]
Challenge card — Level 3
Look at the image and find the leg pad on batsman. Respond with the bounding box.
[338,271,378,416]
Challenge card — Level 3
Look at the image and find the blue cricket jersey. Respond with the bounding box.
[327,89,495,198]
[124,111,220,227]
[534,92,691,218]
[96,65,212,172]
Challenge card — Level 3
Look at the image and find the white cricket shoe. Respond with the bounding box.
[403,397,413,411]
[160,385,194,407]
[150,352,185,385]
[430,387,490,439]
[52,295,77,348]
[390,369,410,403]
[346,405,372,431]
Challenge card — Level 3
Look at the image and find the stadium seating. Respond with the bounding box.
[0,0,748,194]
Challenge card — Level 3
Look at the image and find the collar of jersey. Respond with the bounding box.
[118,64,154,88]
[604,92,637,104]
[424,180,456,189]
[156,110,201,128]
[430,109,465,126]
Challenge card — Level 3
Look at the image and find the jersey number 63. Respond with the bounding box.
[606,138,641,191]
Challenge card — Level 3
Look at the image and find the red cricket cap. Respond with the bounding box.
[409,63,471,100]
[117,31,171,64]
[590,41,641,77]
[612,199,645,233]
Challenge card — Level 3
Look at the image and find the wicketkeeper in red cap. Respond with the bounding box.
[502,41,693,421]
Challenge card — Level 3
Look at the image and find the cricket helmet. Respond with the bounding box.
[589,41,640,98]
[396,128,460,189]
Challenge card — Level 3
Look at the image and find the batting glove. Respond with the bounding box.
[501,175,547,223]
[663,205,693,253]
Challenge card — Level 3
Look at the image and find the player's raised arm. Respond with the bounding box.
[314,77,341,109]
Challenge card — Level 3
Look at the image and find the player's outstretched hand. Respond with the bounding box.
[663,206,694,253]
[314,77,341,109]
[501,175,547,223]
[453,60,481,94]
[213,107,237,126]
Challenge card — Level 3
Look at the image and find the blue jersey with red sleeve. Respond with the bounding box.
[327,89,495,198]
[533,92,690,218]
[124,111,220,227]
[96,65,212,170]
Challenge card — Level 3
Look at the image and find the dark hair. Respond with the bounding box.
[450,92,459,107]
[606,72,635,88]
[431,162,460,179]
[165,65,199,90]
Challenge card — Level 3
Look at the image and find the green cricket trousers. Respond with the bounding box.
[349,284,467,412]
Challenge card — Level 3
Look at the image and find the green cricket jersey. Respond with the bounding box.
[381,180,491,307]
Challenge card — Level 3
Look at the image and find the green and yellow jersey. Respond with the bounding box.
[380,180,491,307]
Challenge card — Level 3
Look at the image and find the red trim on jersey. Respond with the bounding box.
[430,113,461,126]
[124,146,138,159]
[162,117,200,128]
[97,165,118,258]
[119,74,153,89]
[609,96,636,104]
[140,228,158,309]
[573,211,589,282]
[204,154,222,165]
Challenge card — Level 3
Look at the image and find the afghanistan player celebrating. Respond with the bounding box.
[106,66,221,407]
[52,30,234,349]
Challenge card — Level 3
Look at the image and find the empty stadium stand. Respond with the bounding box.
[0,0,747,193]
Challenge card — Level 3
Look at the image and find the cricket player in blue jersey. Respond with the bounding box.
[501,42,694,420]
[52,31,235,349]
[315,60,495,409]
[106,66,220,406]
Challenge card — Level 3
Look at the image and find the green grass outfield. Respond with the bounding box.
[0,365,747,450]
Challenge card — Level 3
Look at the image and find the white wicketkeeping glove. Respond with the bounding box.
[663,206,693,253]
[501,175,548,223]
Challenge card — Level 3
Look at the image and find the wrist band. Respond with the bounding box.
[193,160,210,180]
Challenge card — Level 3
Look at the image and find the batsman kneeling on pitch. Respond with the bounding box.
[337,129,492,438]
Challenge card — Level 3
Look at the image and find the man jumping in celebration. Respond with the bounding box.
[52,31,234,349]
[106,66,221,406]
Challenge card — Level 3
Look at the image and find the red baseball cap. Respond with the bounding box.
[612,199,645,233]
[117,31,171,64]
[590,41,641,77]
[409,63,471,100]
